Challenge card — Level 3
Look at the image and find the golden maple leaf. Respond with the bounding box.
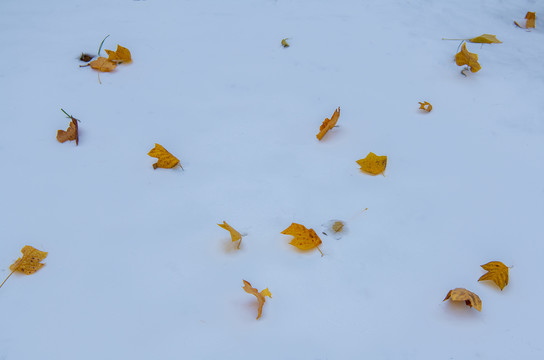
[418,101,432,112]
[281,223,323,256]
[105,45,132,63]
[89,57,117,72]
[147,144,181,170]
[356,152,387,175]
[469,34,502,44]
[455,43,481,73]
[1,246,48,289]
[242,280,271,319]
[218,221,242,249]
[57,117,79,145]
[443,288,482,311]
[478,261,509,290]
[316,107,340,141]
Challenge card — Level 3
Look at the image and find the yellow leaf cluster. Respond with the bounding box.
[356,152,387,175]
[455,43,481,73]
[242,280,272,319]
[57,117,79,145]
[147,144,181,169]
[218,221,242,249]
[478,261,509,290]
[281,223,323,256]
[443,288,482,311]
[316,107,340,141]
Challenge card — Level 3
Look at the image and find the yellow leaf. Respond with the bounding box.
[89,57,117,72]
[526,12,536,28]
[332,221,344,233]
[105,45,132,63]
[147,144,180,170]
[469,34,502,44]
[242,280,271,319]
[56,117,79,145]
[316,107,340,141]
[443,288,482,311]
[478,261,509,290]
[418,101,432,112]
[217,221,242,249]
[356,152,387,175]
[1,245,48,289]
[281,223,323,256]
[455,43,481,73]
[281,38,290,48]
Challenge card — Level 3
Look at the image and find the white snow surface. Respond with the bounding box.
[1,0,543,359]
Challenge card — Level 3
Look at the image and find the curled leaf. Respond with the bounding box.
[281,223,323,255]
[57,117,79,145]
[443,288,482,311]
[89,57,117,72]
[316,107,340,141]
[469,34,502,44]
[478,261,509,290]
[147,144,180,170]
[356,152,387,175]
[281,38,290,48]
[455,43,481,73]
[418,101,432,112]
[242,280,271,319]
[217,221,242,249]
[515,12,536,29]
[105,45,132,63]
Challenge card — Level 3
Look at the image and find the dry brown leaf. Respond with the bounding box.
[105,45,132,63]
[316,107,340,141]
[1,246,48,289]
[80,53,94,62]
[455,43,481,73]
[57,117,79,145]
[89,57,117,72]
[218,221,242,249]
[242,280,271,319]
[418,101,432,112]
[443,288,482,311]
[147,144,181,170]
[478,261,509,290]
[281,223,323,256]
[356,152,387,175]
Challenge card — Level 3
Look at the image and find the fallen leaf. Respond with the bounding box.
[80,53,94,62]
[147,144,180,170]
[469,34,502,44]
[89,57,117,72]
[455,43,481,73]
[332,221,344,233]
[57,117,79,145]
[242,280,271,319]
[316,107,340,141]
[418,101,432,112]
[218,221,242,249]
[356,152,387,175]
[478,261,509,290]
[105,45,132,63]
[1,246,48,289]
[281,38,290,48]
[443,288,482,311]
[281,223,323,256]
[515,12,536,29]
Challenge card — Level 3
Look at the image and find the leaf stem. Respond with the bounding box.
[98,34,110,56]
[0,270,15,289]
[317,245,324,257]
[60,108,71,118]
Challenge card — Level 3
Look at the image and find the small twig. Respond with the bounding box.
[61,108,81,122]
[442,38,470,40]
[79,63,90,68]
[98,34,110,56]
[317,245,324,257]
[98,72,101,85]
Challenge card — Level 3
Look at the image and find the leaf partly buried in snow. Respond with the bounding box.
[89,57,117,72]
[316,107,340,141]
[455,43,481,73]
[443,288,482,311]
[105,45,132,63]
[147,144,180,170]
[356,152,387,175]
[515,12,536,29]
[218,221,242,249]
[469,34,502,44]
[242,280,271,319]
[478,261,509,290]
[57,117,79,145]
[281,223,323,256]
[418,101,432,112]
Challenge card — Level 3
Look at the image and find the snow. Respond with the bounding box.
[1,0,543,359]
